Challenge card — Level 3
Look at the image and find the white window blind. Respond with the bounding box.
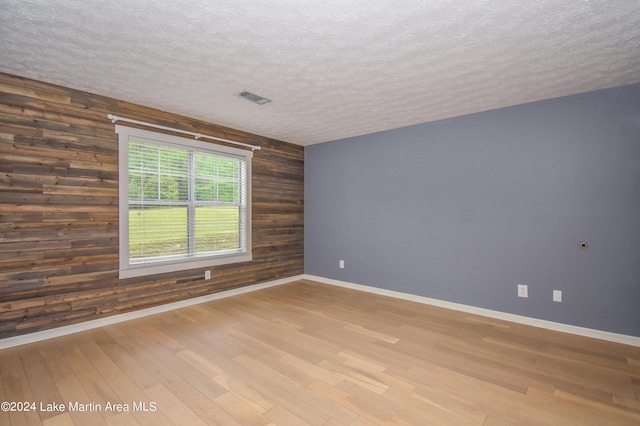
[117,126,252,278]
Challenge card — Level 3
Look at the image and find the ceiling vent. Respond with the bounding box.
[239,91,271,105]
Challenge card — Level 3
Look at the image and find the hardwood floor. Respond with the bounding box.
[1,279,639,425]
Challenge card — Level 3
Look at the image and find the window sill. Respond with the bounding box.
[119,253,252,279]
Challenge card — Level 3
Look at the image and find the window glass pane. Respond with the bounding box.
[159,148,188,175]
[129,143,158,172]
[194,153,217,177]
[195,177,216,201]
[195,206,240,252]
[217,158,238,179]
[158,175,188,202]
[129,141,190,202]
[128,171,143,199]
[129,143,159,200]
[129,205,188,263]
[139,173,159,200]
[218,181,239,203]
[194,153,242,204]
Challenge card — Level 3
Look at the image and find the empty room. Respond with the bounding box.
[1,1,639,425]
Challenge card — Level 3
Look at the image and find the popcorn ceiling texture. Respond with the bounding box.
[1,0,639,145]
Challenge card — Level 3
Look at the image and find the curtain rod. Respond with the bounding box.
[107,114,261,151]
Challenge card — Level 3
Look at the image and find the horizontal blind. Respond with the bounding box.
[193,152,244,254]
[128,137,246,265]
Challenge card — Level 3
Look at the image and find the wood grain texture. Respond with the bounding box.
[0,72,304,338]
[1,280,639,425]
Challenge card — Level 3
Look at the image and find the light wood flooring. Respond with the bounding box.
[1,279,639,425]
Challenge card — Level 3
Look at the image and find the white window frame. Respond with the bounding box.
[117,125,252,279]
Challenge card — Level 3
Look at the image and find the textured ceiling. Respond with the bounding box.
[1,0,639,146]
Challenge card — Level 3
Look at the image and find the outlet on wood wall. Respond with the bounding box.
[0,73,304,338]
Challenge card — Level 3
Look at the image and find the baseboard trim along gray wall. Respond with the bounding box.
[304,84,640,337]
[3,274,638,350]
[303,274,640,348]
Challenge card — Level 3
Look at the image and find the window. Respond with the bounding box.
[117,125,252,279]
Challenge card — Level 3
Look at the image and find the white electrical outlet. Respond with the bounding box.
[517,284,528,298]
[553,290,562,302]
[205,270,211,280]
[339,260,345,269]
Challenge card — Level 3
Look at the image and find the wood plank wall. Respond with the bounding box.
[0,72,304,338]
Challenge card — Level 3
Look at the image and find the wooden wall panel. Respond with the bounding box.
[0,72,304,338]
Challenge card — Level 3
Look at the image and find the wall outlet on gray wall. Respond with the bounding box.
[517,284,528,298]
[553,290,562,302]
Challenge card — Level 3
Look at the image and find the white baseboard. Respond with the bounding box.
[302,274,640,348]
[0,275,303,350]
[4,273,638,350]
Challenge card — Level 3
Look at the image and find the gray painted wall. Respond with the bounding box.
[305,84,640,336]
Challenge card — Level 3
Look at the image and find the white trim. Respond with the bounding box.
[115,124,255,158]
[302,274,640,348]
[116,125,252,279]
[0,275,302,350]
[118,253,253,280]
